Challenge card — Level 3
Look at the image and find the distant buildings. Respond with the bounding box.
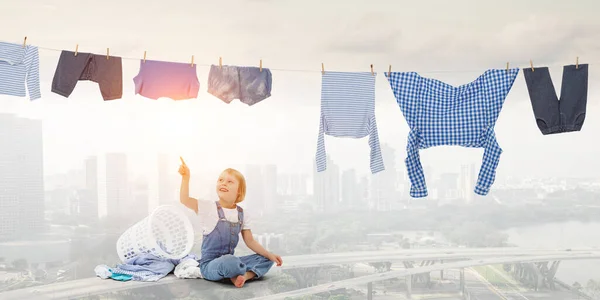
[341,169,359,209]
[369,144,399,211]
[0,114,45,241]
[104,153,129,218]
[23,131,563,246]
[313,155,339,213]
[157,153,177,207]
[253,233,285,252]
[245,164,266,213]
[313,144,401,212]
[79,156,98,220]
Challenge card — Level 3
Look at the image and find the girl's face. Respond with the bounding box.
[216,171,240,203]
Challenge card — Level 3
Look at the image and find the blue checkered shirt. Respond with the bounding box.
[385,69,519,197]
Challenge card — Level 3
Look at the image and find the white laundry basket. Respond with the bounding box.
[116,205,195,262]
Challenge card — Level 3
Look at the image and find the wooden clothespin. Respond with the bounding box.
[143,51,146,63]
[219,57,222,69]
[321,63,325,75]
[370,64,374,75]
[529,60,534,72]
[259,59,262,72]
[74,44,78,56]
[22,36,27,48]
[191,55,194,67]
[388,65,392,76]
[576,56,579,69]
[106,48,109,60]
[506,62,509,72]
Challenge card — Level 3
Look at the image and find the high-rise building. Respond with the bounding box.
[79,156,99,221]
[277,173,291,196]
[341,169,359,209]
[460,163,477,204]
[244,165,265,213]
[0,114,45,241]
[438,172,460,200]
[157,153,177,206]
[290,174,308,196]
[262,164,277,214]
[313,155,339,213]
[105,153,129,218]
[357,175,369,209]
[131,177,150,220]
[370,144,398,211]
[277,173,308,196]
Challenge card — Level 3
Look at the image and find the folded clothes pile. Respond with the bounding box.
[95,253,201,282]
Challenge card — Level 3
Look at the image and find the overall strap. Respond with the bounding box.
[215,201,226,219]
[236,205,244,229]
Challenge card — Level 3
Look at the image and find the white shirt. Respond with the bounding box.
[195,199,252,236]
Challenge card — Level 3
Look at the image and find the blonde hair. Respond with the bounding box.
[222,168,246,203]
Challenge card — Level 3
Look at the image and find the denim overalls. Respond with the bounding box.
[198,201,274,281]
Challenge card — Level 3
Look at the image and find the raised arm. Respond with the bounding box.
[179,157,198,214]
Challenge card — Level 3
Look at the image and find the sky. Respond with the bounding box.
[0,0,600,181]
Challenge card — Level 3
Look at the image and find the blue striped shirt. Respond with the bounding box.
[385,69,519,197]
[0,42,41,100]
[316,71,385,174]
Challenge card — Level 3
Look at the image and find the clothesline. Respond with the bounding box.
[0,37,590,198]
[4,37,597,75]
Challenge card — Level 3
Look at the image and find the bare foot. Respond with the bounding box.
[231,275,246,288]
[243,271,256,281]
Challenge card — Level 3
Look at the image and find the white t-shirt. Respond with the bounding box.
[195,199,252,236]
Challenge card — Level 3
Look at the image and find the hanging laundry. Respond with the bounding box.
[51,50,123,100]
[0,41,41,100]
[523,64,588,135]
[315,71,384,174]
[133,59,200,100]
[207,65,272,106]
[386,69,519,198]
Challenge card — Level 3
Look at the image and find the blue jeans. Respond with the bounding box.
[200,254,274,281]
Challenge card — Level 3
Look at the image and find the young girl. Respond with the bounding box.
[178,158,283,288]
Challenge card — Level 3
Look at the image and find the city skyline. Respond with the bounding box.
[41,148,597,220]
[2,1,600,298]
[2,106,595,233]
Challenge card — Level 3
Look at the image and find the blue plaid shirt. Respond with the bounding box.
[385,69,519,197]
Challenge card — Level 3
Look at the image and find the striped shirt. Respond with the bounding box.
[0,42,41,100]
[385,69,519,197]
[316,71,385,174]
